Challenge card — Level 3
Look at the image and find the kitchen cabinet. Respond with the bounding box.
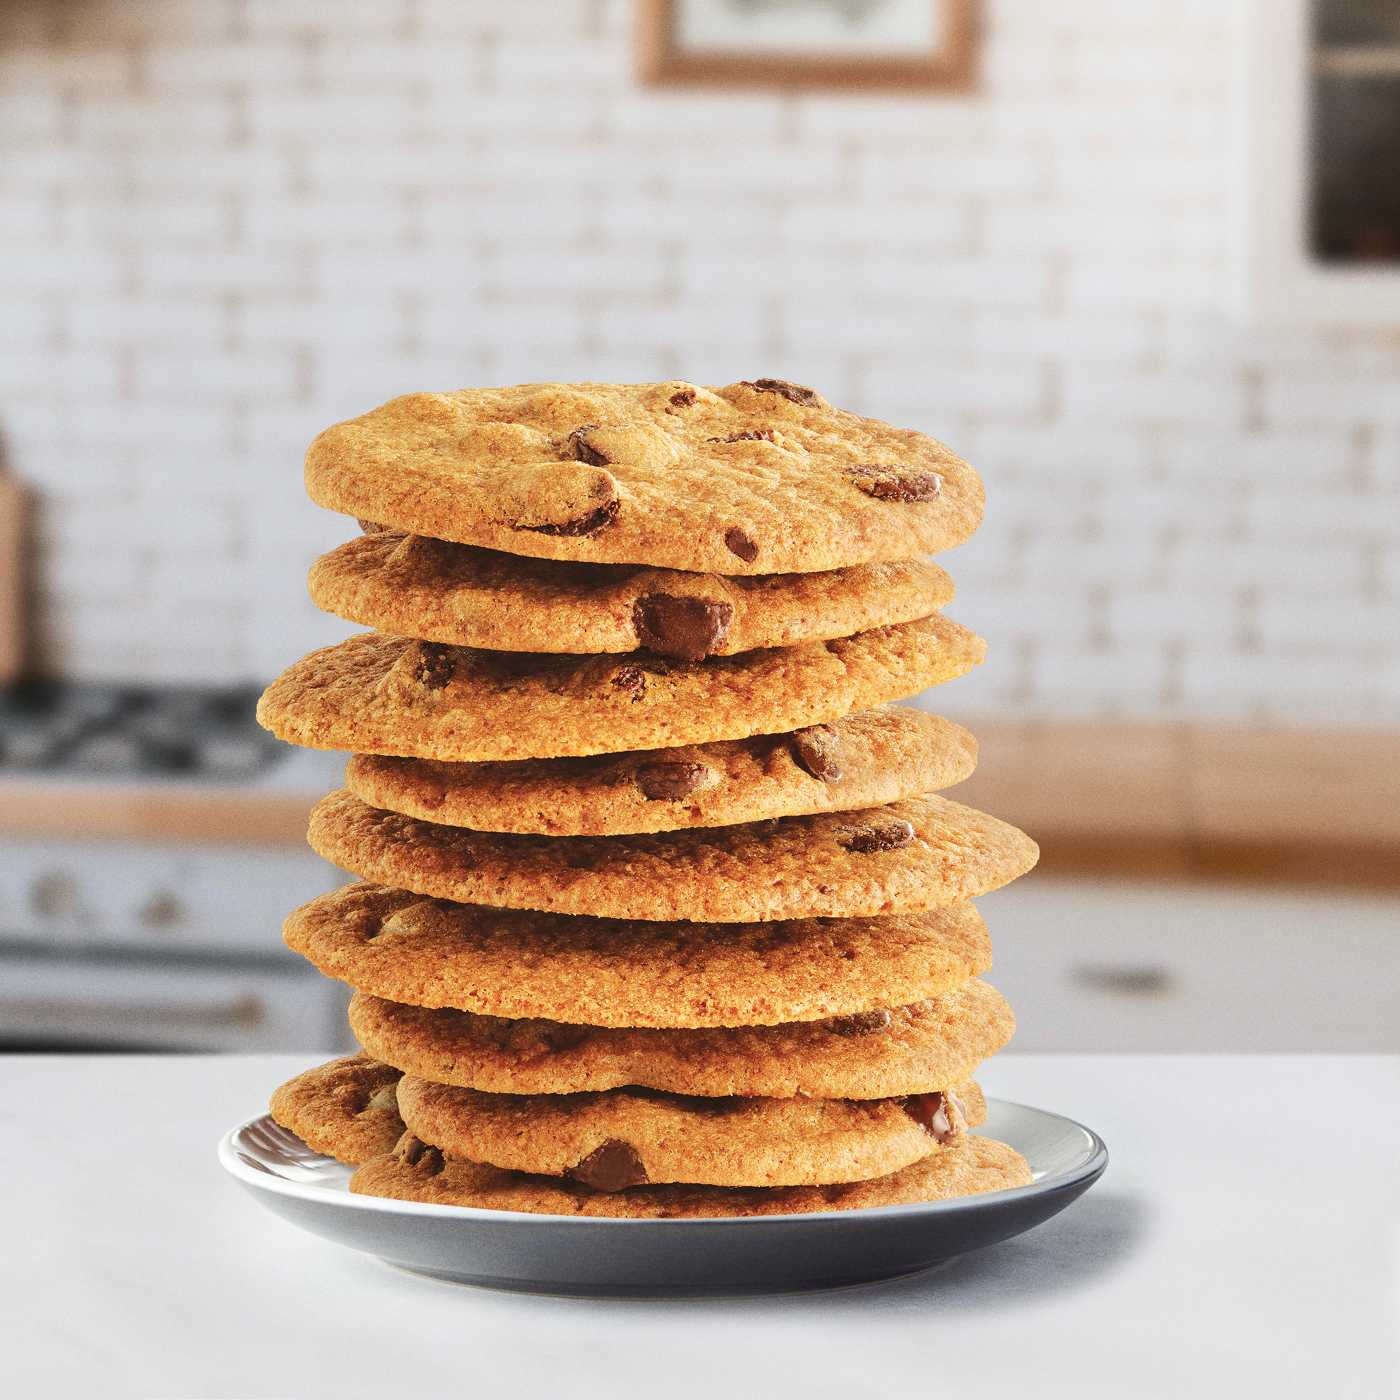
[983,874,1400,1052]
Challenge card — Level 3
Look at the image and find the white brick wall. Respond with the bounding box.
[1,0,1397,726]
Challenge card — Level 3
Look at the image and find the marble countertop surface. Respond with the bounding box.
[4,1052,1397,1399]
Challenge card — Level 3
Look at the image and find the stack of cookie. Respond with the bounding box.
[258,379,1039,1218]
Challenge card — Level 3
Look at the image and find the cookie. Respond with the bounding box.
[267,1053,404,1165]
[307,790,1039,924]
[344,708,976,837]
[395,1076,985,1189]
[310,530,955,659]
[350,1131,1032,1217]
[348,979,1013,1098]
[284,883,992,1028]
[256,615,984,762]
[304,380,984,576]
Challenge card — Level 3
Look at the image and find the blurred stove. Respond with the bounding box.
[0,682,351,1054]
[0,680,286,779]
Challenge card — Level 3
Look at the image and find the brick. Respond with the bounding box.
[61,0,240,42]
[492,245,669,297]
[136,248,304,297]
[607,92,786,142]
[313,250,484,299]
[134,348,301,402]
[244,91,423,143]
[419,192,592,246]
[142,42,309,91]
[126,148,298,196]
[64,297,228,348]
[244,0,409,38]
[1060,365,1244,426]
[419,298,589,348]
[859,148,1051,200]
[243,196,416,250]
[0,347,121,398]
[0,44,133,93]
[779,198,969,250]
[72,95,236,146]
[64,196,229,248]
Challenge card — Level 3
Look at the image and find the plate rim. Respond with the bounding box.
[218,1096,1109,1229]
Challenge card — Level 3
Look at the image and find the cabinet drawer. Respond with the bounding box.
[981,877,1400,1052]
[0,946,352,1053]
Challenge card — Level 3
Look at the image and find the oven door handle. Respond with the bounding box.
[0,993,267,1028]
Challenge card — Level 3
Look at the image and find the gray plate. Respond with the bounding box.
[219,1099,1107,1296]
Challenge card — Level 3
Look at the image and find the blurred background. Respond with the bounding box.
[1,0,1396,1054]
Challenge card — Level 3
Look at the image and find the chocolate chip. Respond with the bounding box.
[357,518,392,534]
[668,388,697,407]
[789,725,844,782]
[825,1007,892,1037]
[632,594,734,661]
[708,429,776,444]
[838,819,915,854]
[400,1136,447,1173]
[902,1091,959,1144]
[634,760,711,801]
[611,664,646,699]
[743,377,817,405]
[566,1139,649,1193]
[845,464,942,503]
[724,526,759,563]
[566,425,612,467]
[517,495,620,538]
[413,642,456,690]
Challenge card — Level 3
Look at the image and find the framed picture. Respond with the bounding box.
[637,0,979,92]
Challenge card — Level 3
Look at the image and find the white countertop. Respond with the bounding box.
[4,1053,1397,1398]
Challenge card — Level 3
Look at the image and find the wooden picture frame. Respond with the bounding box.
[636,0,979,92]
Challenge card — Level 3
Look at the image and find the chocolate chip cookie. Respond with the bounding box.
[348,979,1013,1098]
[268,1053,404,1165]
[256,614,984,762]
[305,380,984,575]
[311,530,954,658]
[306,790,1039,924]
[343,708,976,836]
[283,883,993,1028]
[350,1131,1033,1216]
[394,1076,984,1189]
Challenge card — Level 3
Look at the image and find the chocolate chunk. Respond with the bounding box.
[789,724,843,783]
[743,377,817,405]
[845,464,941,503]
[399,1136,446,1173]
[724,526,759,563]
[902,1091,959,1144]
[634,760,711,802]
[708,429,777,444]
[611,664,646,699]
[632,594,734,661]
[668,388,697,407]
[517,495,620,538]
[357,518,392,534]
[566,1139,649,1193]
[838,819,915,854]
[413,642,456,690]
[566,425,612,467]
[825,1007,892,1037]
